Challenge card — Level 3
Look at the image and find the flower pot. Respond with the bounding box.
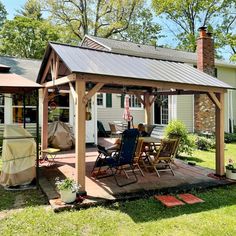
[226,169,236,180]
[60,189,76,203]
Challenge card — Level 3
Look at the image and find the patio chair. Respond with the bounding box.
[123,138,145,177]
[92,129,140,187]
[109,123,122,137]
[145,139,179,177]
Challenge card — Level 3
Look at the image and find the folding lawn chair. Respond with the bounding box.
[92,129,139,187]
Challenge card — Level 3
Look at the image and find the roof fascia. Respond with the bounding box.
[82,35,112,51]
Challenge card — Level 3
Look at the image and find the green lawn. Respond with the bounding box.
[0,143,236,235]
[0,185,236,235]
[178,143,236,170]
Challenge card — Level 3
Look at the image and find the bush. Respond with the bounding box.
[195,136,215,150]
[225,133,236,143]
[164,120,196,156]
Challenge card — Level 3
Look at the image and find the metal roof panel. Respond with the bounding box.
[49,43,232,89]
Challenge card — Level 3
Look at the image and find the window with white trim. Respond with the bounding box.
[129,95,142,108]
[97,93,105,107]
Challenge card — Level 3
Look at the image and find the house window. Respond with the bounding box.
[130,95,142,108]
[154,95,168,125]
[97,93,105,107]
[0,95,4,123]
[12,93,37,123]
[48,92,69,122]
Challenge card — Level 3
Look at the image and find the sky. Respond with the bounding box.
[2,0,26,19]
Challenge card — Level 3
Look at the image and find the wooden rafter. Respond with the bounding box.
[208,92,222,110]
[41,52,54,84]
[43,74,76,88]
[83,82,104,104]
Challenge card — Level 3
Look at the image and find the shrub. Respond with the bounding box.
[164,120,196,156]
[225,133,236,143]
[195,136,215,150]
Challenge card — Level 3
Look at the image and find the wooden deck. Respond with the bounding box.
[39,138,235,211]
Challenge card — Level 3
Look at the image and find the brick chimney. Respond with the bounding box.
[197,26,215,75]
[194,26,215,133]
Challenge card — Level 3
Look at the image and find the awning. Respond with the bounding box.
[0,73,41,93]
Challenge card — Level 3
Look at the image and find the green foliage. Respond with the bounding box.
[0,0,7,28]
[164,120,195,155]
[118,7,162,45]
[0,16,60,59]
[55,177,79,192]
[224,132,236,143]
[17,0,42,20]
[195,136,215,150]
[152,0,236,58]
[43,0,143,40]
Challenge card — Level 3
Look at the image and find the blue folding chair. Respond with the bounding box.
[92,129,140,187]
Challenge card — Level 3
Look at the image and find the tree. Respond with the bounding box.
[0,0,7,28]
[118,7,162,45]
[0,16,61,59]
[17,0,42,20]
[42,0,143,40]
[152,0,234,53]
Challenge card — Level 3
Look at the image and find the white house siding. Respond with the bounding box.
[217,66,236,131]
[176,95,194,132]
[97,94,145,131]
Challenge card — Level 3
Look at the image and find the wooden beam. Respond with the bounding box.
[43,74,76,88]
[75,80,86,191]
[215,92,225,176]
[41,51,54,84]
[157,90,207,96]
[41,88,48,151]
[81,73,227,93]
[208,92,222,110]
[83,82,104,104]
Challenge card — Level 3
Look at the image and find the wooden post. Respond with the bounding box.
[75,79,86,191]
[215,92,225,176]
[41,88,48,150]
[144,94,151,125]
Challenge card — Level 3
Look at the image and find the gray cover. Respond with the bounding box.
[48,121,75,150]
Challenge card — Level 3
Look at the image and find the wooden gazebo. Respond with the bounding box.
[37,42,232,192]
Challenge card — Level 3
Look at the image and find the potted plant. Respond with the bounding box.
[55,177,80,203]
[225,159,236,180]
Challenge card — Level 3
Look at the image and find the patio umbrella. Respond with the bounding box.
[123,95,132,129]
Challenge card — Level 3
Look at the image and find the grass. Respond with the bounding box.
[178,142,236,170]
[0,142,236,235]
[0,185,236,235]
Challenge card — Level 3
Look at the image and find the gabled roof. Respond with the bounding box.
[82,35,236,69]
[37,42,232,90]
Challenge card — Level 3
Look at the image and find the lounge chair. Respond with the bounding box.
[92,129,139,187]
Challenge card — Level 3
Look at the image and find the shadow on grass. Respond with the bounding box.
[177,155,204,163]
[109,185,236,223]
[0,186,48,211]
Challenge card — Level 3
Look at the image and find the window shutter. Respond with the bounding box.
[106,94,112,107]
[121,94,124,108]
